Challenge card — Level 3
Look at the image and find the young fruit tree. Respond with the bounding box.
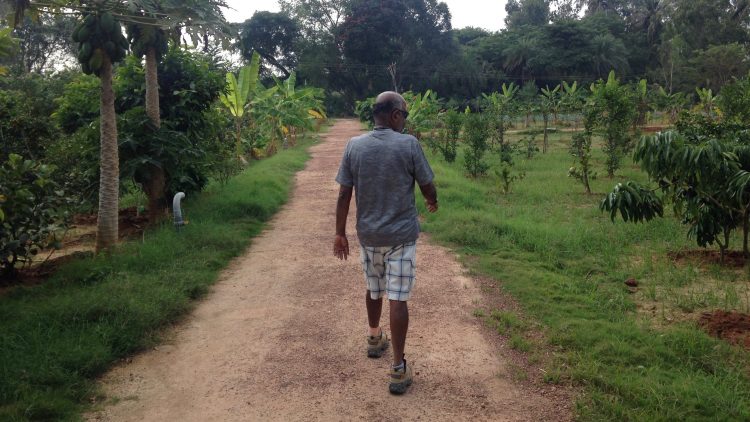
[588,71,637,178]
[463,112,490,177]
[601,129,750,262]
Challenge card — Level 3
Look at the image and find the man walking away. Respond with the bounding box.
[333,91,438,394]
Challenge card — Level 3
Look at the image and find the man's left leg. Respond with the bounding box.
[384,242,416,394]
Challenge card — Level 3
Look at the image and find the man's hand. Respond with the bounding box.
[419,182,438,214]
[426,200,438,213]
[334,234,350,260]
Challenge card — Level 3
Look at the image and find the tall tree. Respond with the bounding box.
[505,0,551,28]
[336,0,455,100]
[9,12,77,74]
[238,11,300,78]
[280,0,350,42]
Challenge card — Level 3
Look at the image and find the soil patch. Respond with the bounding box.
[668,250,746,268]
[2,207,152,291]
[698,310,750,350]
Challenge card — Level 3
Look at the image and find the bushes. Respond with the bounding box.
[463,113,489,177]
[0,154,70,278]
[437,109,462,163]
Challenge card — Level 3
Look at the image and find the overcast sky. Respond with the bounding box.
[223,0,507,32]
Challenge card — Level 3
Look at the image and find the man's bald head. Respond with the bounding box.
[373,91,408,130]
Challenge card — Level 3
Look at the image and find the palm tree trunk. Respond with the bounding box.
[96,56,119,253]
[144,47,166,223]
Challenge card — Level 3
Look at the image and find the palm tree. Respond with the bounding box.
[591,33,630,78]
[503,37,536,82]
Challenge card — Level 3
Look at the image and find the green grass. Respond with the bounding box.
[0,136,316,421]
[419,133,750,421]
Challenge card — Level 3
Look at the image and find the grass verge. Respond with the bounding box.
[0,135,315,421]
[419,132,750,421]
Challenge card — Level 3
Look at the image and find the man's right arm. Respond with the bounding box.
[419,182,438,213]
[334,185,353,260]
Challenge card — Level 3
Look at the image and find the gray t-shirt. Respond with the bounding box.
[336,127,434,247]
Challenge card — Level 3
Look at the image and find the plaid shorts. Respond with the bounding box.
[360,241,417,301]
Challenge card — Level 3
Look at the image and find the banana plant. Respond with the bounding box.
[539,84,560,153]
[562,81,584,130]
[219,51,260,161]
[695,87,720,119]
[251,72,325,156]
[633,79,649,130]
[655,86,687,123]
[403,90,440,140]
[482,82,518,149]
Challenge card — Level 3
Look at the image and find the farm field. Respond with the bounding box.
[419,127,750,420]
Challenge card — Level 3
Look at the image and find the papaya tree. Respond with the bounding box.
[125,17,169,222]
[124,0,228,222]
[71,8,129,252]
[5,1,125,252]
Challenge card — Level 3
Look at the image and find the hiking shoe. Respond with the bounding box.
[367,331,389,358]
[388,359,413,395]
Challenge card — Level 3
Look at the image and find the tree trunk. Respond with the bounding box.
[95,56,119,253]
[543,113,549,153]
[583,170,591,195]
[144,47,166,224]
[743,210,749,258]
[720,228,731,264]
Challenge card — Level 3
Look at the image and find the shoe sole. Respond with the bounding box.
[389,378,413,395]
[367,341,389,358]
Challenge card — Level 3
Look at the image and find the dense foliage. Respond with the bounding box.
[602,74,750,260]
[218,0,745,114]
[0,154,70,278]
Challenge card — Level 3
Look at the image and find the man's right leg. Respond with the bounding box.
[362,246,389,358]
[366,292,389,357]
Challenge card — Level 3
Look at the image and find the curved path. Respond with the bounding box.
[89,119,567,421]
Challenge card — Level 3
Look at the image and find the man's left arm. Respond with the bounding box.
[334,185,353,260]
[419,182,438,213]
[412,139,438,213]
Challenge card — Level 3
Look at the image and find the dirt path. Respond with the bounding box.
[89,119,568,421]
